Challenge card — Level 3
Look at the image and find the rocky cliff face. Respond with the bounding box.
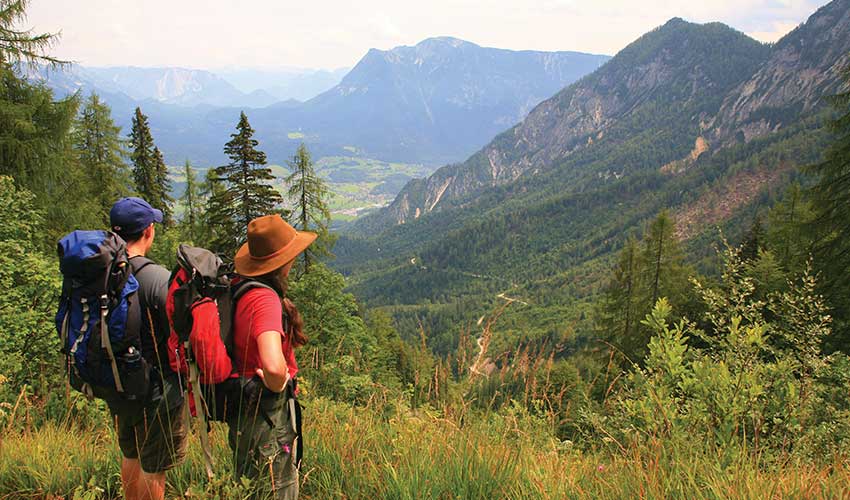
[364,1,850,232]
[366,18,772,229]
[710,0,850,144]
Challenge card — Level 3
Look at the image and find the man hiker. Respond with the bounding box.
[108,197,187,500]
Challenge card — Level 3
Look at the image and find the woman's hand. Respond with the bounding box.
[255,330,289,392]
[255,367,290,390]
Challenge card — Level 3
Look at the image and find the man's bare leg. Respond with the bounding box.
[137,471,166,500]
[121,458,142,500]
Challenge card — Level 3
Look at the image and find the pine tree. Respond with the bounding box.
[598,212,692,367]
[152,146,173,224]
[207,111,282,255]
[0,0,64,68]
[129,107,155,200]
[72,93,130,223]
[810,67,850,268]
[740,216,765,262]
[285,143,334,272]
[179,159,200,241]
[766,184,817,270]
[197,168,225,248]
[598,236,643,364]
[640,210,686,307]
[808,68,850,351]
[129,107,172,224]
[0,1,84,246]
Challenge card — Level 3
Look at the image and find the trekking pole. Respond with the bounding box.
[187,344,215,480]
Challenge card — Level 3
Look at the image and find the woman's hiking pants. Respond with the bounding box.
[228,390,300,500]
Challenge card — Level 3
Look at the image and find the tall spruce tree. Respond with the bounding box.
[808,67,850,351]
[179,159,200,241]
[597,211,692,367]
[129,107,154,198]
[640,210,687,307]
[152,146,173,224]
[129,107,172,224]
[72,93,129,223]
[598,235,643,364]
[207,111,282,255]
[0,1,87,245]
[285,143,334,272]
[197,168,225,248]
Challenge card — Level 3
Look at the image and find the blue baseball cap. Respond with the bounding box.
[109,197,163,235]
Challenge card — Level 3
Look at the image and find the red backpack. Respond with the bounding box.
[165,244,271,421]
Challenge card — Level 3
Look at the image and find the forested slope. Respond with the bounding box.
[339,0,850,351]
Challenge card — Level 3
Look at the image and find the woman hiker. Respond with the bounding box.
[229,214,315,500]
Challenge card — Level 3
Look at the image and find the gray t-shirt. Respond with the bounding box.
[129,256,183,408]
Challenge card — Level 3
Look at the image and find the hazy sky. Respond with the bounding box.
[25,0,830,70]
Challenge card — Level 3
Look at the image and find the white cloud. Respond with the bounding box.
[23,0,830,69]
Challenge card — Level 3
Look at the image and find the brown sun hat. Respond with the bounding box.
[234,215,317,277]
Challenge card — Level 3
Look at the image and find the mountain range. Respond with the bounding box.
[30,65,285,108]
[338,0,850,337]
[32,39,609,167]
[215,67,351,102]
[238,38,610,165]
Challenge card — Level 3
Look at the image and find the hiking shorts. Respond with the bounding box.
[110,378,188,474]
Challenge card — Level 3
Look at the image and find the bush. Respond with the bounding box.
[598,243,850,461]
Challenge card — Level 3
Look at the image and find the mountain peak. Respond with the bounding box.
[415,36,477,49]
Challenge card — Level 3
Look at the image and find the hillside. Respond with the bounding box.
[338,0,850,345]
[358,19,771,229]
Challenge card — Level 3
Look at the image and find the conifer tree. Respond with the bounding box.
[179,159,200,241]
[740,216,765,262]
[810,68,850,267]
[207,111,282,255]
[598,211,691,366]
[285,143,334,272]
[129,107,154,198]
[197,167,225,248]
[152,146,173,224]
[808,68,850,351]
[599,236,642,363]
[72,93,129,223]
[640,210,686,307]
[129,107,172,224]
[0,0,64,68]
[0,1,83,245]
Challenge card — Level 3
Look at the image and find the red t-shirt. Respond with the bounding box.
[232,287,298,380]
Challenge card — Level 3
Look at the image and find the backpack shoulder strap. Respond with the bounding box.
[219,279,276,363]
[231,278,274,302]
[129,256,155,277]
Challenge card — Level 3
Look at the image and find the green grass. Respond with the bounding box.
[1,397,848,499]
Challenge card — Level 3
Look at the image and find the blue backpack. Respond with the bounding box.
[56,230,149,402]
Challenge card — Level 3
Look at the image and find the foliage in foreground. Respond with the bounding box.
[1,397,849,500]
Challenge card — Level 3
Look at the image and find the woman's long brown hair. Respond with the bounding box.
[254,262,308,347]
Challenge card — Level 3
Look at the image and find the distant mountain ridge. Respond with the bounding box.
[214,67,350,102]
[234,37,610,165]
[32,39,609,168]
[30,65,282,108]
[339,0,850,311]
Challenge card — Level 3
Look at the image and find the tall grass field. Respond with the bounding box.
[1,395,847,500]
